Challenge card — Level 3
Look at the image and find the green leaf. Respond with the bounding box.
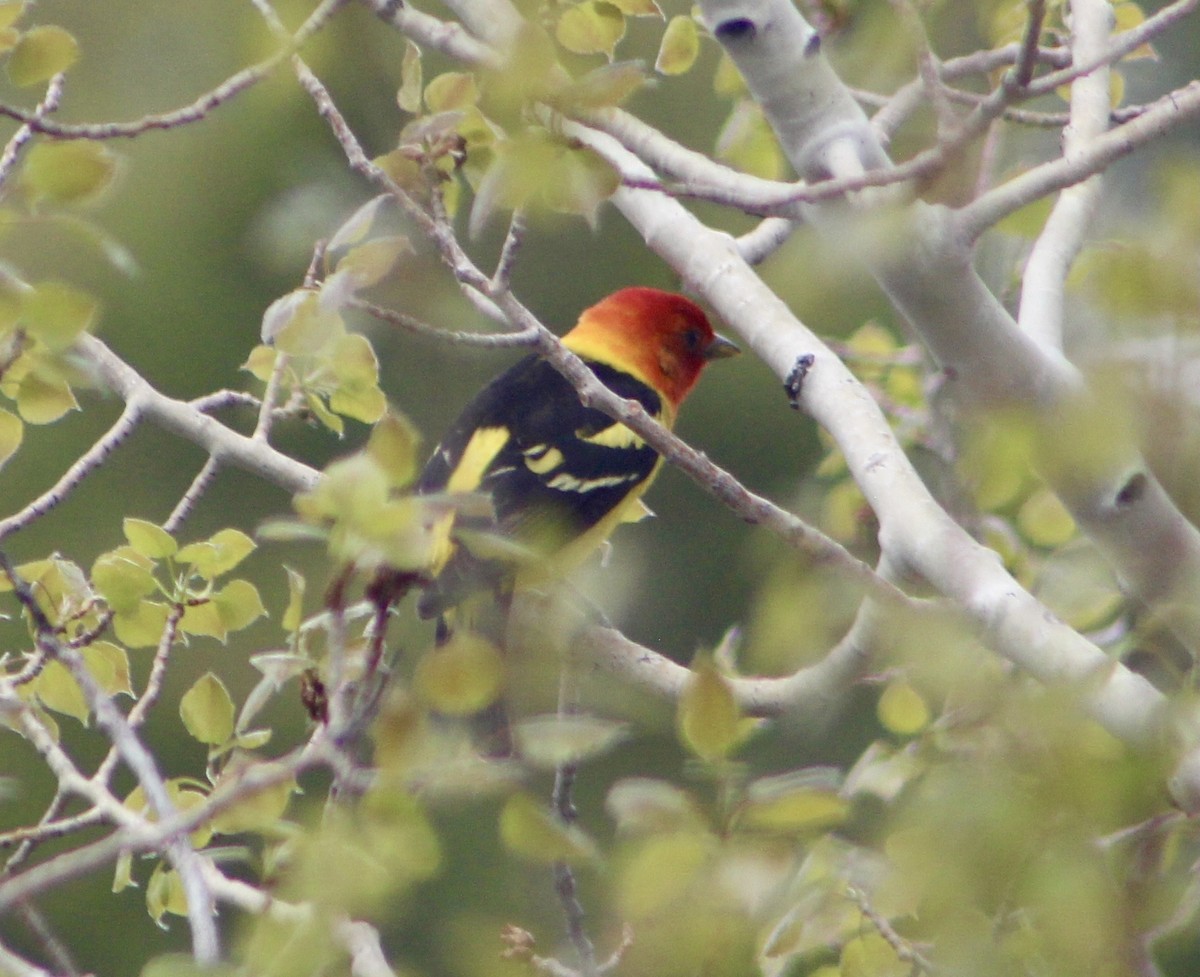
[333,236,413,292]
[512,714,629,769]
[261,289,342,354]
[736,770,849,833]
[0,406,22,469]
[180,600,225,640]
[242,343,278,382]
[0,3,27,32]
[366,411,421,489]
[281,567,305,632]
[397,40,423,112]
[83,641,133,698]
[7,24,78,86]
[23,140,118,205]
[542,145,619,226]
[414,632,504,715]
[605,0,660,14]
[180,672,235,745]
[555,60,647,109]
[210,758,296,834]
[677,657,740,762]
[213,579,266,633]
[92,552,158,614]
[328,380,386,425]
[713,52,747,97]
[113,599,171,648]
[616,830,714,918]
[655,15,699,75]
[124,518,178,560]
[1017,487,1076,547]
[146,863,189,927]
[605,778,706,833]
[15,368,78,424]
[22,280,97,351]
[34,659,88,723]
[500,792,598,864]
[177,528,255,578]
[424,71,479,111]
[556,0,626,58]
[716,100,786,180]
[877,680,930,736]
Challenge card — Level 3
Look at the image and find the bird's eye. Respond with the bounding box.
[682,327,702,351]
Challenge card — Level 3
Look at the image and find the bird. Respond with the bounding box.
[415,286,739,629]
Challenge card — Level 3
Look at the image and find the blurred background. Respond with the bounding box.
[0,0,1197,973]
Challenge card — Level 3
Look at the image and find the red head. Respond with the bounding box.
[563,287,739,412]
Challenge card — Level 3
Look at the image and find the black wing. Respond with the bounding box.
[417,355,662,615]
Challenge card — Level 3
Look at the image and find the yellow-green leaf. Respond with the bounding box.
[397,40,423,112]
[180,600,225,641]
[542,145,619,226]
[34,659,88,723]
[499,792,598,864]
[556,0,626,58]
[281,566,305,632]
[1017,487,1076,547]
[605,0,660,14]
[366,411,420,489]
[424,71,479,112]
[677,657,740,762]
[7,24,78,86]
[242,343,278,382]
[263,289,343,355]
[737,771,849,833]
[616,830,714,918]
[0,406,22,469]
[713,52,747,97]
[112,599,171,648]
[82,641,133,698]
[328,380,386,425]
[177,528,255,578]
[414,632,503,715]
[877,680,930,736]
[124,518,177,560]
[180,672,235,745]
[555,60,647,111]
[214,579,266,633]
[334,236,413,291]
[146,863,189,926]
[15,369,77,424]
[655,15,699,75]
[0,3,27,32]
[92,552,158,614]
[22,281,97,351]
[512,714,629,769]
[210,760,296,835]
[716,100,785,180]
[23,140,118,205]
[605,778,706,833]
[1114,2,1157,60]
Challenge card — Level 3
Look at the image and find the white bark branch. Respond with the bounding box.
[566,118,1167,749]
[695,0,1200,655]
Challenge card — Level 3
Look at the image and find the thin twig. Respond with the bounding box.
[0,0,349,140]
[164,457,223,534]
[0,555,220,965]
[351,298,540,348]
[0,73,65,191]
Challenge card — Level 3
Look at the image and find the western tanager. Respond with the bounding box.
[417,287,738,622]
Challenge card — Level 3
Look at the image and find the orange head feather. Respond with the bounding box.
[562,287,739,412]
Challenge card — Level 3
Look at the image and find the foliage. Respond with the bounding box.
[1,0,1199,976]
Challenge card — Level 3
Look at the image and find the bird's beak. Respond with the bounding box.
[703,334,740,360]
